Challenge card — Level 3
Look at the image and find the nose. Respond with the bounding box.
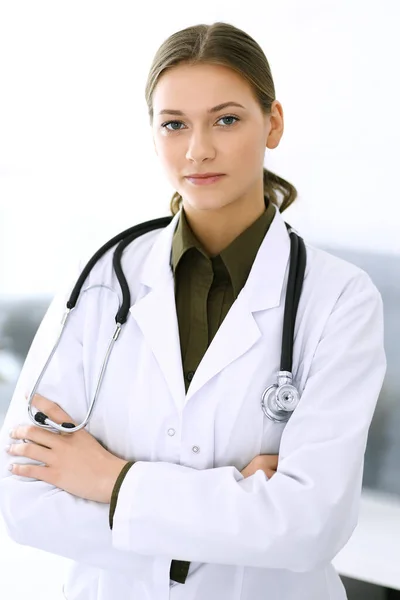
[185,128,216,163]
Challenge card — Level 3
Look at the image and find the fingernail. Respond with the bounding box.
[9,430,14,438]
[8,464,13,471]
[5,445,10,452]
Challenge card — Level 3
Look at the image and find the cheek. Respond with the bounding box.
[228,130,266,171]
[155,138,181,171]
[237,133,265,170]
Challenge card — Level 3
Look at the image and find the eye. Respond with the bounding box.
[160,115,240,132]
[217,115,239,127]
[161,120,185,132]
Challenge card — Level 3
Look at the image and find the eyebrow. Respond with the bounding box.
[157,101,246,116]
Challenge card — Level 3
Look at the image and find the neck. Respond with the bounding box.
[182,191,267,256]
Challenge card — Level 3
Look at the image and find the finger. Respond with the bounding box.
[7,440,51,465]
[9,462,52,483]
[11,424,59,449]
[26,393,76,427]
[263,454,279,467]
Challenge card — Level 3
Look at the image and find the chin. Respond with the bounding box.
[184,199,229,212]
[181,191,234,213]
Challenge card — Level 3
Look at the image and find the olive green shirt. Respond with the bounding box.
[109,198,276,585]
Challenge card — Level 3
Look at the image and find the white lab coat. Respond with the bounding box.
[0,205,386,600]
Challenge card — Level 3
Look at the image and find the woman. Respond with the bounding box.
[0,21,386,600]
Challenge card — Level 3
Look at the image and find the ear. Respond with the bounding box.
[266,100,284,150]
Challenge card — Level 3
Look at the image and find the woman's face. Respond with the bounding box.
[151,62,284,213]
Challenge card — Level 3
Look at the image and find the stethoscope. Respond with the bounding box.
[27,209,306,436]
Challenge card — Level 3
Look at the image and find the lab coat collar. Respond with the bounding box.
[129,204,291,409]
[135,203,290,310]
[137,209,181,289]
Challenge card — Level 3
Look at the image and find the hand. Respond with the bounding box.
[5,394,129,504]
[241,454,279,480]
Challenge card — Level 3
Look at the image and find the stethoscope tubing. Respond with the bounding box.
[27,213,306,434]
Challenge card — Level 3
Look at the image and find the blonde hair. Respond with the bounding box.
[145,21,297,215]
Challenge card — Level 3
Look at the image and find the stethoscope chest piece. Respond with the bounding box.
[261,371,300,423]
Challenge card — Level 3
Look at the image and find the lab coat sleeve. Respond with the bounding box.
[0,262,157,576]
[111,270,387,572]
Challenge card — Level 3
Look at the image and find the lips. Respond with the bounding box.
[185,173,224,179]
[185,174,225,186]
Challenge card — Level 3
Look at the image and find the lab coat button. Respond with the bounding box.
[186,371,195,382]
[192,446,200,453]
[167,428,176,436]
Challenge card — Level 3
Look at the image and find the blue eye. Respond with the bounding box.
[161,115,240,132]
[219,116,238,126]
[162,121,184,132]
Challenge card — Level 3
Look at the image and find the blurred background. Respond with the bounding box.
[0,1,399,598]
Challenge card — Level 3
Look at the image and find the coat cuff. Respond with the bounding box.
[109,461,135,530]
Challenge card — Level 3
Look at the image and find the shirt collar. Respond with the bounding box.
[171,197,276,298]
[171,207,208,272]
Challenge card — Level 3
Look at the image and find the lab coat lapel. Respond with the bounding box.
[129,212,186,413]
[128,206,291,412]
[184,206,291,403]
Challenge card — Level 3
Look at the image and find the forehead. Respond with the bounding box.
[152,63,257,114]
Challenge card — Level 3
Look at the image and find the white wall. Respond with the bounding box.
[1,0,398,297]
